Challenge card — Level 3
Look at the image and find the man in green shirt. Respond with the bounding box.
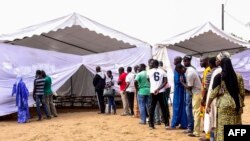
[134,63,150,124]
[41,70,58,117]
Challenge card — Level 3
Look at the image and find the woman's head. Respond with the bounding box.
[216,51,231,66]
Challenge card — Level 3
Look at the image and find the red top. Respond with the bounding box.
[118,72,127,91]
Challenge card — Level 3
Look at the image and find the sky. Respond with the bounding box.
[0,0,250,44]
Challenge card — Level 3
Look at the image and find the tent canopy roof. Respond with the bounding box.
[157,22,250,56]
[0,13,150,55]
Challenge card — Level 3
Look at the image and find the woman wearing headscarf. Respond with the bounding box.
[203,51,231,140]
[206,57,245,141]
[12,76,30,123]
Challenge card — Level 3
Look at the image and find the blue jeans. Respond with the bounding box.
[36,95,50,119]
[108,96,116,113]
[186,91,194,131]
[138,94,150,123]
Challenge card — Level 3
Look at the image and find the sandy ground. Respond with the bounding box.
[0,95,249,141]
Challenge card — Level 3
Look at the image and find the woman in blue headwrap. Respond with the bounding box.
[12,76,30,123]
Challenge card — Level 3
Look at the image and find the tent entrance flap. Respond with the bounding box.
[56,65,95,97]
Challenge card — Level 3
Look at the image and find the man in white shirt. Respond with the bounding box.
[180,55,202,137]
[147,60,169,129]
[125,66,135,115]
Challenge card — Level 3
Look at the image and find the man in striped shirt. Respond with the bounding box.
[33,70,51,120]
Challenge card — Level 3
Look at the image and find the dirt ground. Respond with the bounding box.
[0,95,249,141]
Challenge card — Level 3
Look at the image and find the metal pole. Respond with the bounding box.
[222,4,224,30]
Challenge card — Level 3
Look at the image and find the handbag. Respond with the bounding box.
[103,88,115,97]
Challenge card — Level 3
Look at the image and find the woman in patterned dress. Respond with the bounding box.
[206,57,245,141]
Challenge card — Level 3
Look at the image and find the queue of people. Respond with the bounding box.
[92,51,245,141]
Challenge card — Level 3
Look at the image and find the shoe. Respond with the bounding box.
[139,121,146,125]
[37,118,42,121]
[165,126,175,130]
[183,129,193,134]
[155,122,161,125]
[188,133,199,137]
[178,126,187,130]
[98,112,105,114]
[53,115,58,118]
[149,126,155,130]
[47,116,51,120]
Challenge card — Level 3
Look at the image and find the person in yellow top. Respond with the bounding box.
[200,56,211,108]
[199,56,211,141]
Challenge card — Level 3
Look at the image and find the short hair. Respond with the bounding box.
[175,56,182,61]
[107,70,112,74]
[140,63,146,70]
[184,55,192,61]
[209,57,216,67]
[152,60,159,67]
[148,58,154,64]
[36,70,41,75]
[127,66,132,72]
[96,66,101,71]
[41,70,46,78]
[119,67,124,72]
[159,61,163,67]
[175,64,184,71]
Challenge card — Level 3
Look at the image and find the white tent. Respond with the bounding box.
[0,13,151,116]
[0,13,149,55]
[156,22,250,56]
[153,22,250,93]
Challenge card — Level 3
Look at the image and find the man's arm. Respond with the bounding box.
[92,75,98,87]
[154,77,168,95]
[180,75,193,91]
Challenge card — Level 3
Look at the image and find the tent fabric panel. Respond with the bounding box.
[0,43,83,116]
[11,35,94,55]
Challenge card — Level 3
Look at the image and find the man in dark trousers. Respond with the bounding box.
[93,66,106,114]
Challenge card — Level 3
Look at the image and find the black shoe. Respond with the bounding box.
[188,133,199,137]
[178,126,187,129]
[155,122,161,125]
[37,118,42,121]
[149,126,155,129]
